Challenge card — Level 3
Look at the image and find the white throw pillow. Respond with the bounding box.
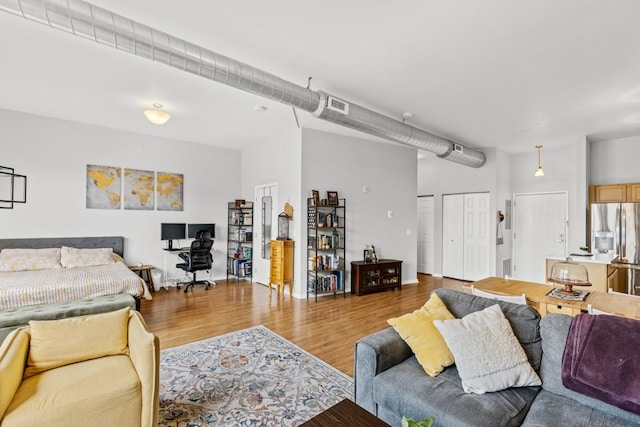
[433,304,541,394]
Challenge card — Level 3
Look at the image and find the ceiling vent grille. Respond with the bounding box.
[327,96,349,115]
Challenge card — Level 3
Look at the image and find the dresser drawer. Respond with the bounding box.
[545,303,579,316]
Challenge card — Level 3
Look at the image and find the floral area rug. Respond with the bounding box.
[159,325,354,426]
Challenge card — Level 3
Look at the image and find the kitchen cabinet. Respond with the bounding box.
[628,184,640,202]
[589,183,640,203]
[607,266,621,293]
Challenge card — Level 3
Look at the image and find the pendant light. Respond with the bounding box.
[534,145,544,177]
[144,103,171,125]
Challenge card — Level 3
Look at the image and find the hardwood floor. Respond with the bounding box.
[139,274,466,377]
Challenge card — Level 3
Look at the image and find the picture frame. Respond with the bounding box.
[364,249,374,263]
[311,190,320,206]
[327,191,339,206]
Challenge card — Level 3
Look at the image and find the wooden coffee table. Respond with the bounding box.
[301,399,391,426]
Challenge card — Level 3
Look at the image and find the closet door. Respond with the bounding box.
[463,192,491,281]
[417,196,434,274]
[442,194,464,279]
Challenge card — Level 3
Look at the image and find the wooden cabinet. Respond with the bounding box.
[589,183,640,203]
[628,184,640,202]
[351,259,402,296]
[607,265,621,293]
[269,240,294,297]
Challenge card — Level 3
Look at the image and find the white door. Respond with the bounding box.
[254,184,278,285]
[442,194,464,279]
[464,192,491,281]
[417,196,434,274]
[513,192,568,283]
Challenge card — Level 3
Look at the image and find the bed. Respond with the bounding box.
[0,236,152,310]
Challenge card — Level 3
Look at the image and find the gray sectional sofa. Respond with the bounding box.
[354,288,640,427]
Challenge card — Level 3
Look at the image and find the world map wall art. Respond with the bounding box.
[86,164,183,211]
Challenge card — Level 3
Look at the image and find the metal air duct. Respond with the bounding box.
[0,0,486,168]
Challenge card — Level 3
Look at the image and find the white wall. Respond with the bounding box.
[590,136,640,184]
[302,129,418,294]
[0,109,241,284]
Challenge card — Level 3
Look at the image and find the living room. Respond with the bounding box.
[2,1,640,426]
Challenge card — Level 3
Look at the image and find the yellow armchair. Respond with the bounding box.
[0,308,159,427]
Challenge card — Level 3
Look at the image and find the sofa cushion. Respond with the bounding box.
[25,307,130,378]
[3,355,141,427]
[539,314,640,424]
[522,390,640,427]
[387,292,456,376]
[434,288,542,371]
[434,304,541,394]
[374,356,538,427]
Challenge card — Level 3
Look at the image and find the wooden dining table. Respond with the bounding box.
[471,277,640,320]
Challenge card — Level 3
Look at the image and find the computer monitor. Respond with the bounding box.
[161,223,186,250]
[188,223,215,239]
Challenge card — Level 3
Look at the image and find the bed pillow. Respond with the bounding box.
[60,246,115,268]
[387,293,456,376]
[433,304,541,394]
[0,248,62,272]
[24,307,130,378]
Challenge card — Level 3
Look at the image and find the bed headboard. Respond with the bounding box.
[0,236,125,257]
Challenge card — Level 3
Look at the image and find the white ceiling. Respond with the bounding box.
[1,0,640,156]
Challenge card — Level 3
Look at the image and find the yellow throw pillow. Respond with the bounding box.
[24,307,130,378]
[387,293,456,376]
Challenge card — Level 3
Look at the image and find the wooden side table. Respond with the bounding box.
[129,264,156,292]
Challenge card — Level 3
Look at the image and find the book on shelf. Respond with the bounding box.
[228,258,252,276]
[307,235,316,249]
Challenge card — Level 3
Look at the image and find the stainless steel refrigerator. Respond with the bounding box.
[591,202,640,294]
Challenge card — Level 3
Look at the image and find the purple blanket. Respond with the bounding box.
[562,313,640,415]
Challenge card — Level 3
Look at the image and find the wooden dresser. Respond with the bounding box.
[269,240,294,297]
[351,259,402,296]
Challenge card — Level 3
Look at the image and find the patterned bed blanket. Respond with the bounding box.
[0,262,152,310]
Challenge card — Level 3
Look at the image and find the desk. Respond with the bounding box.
[161,248,189,290]
[162,247,216,290]
[471,277,640,320]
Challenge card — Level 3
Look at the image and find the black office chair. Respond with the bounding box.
[176,230,214,293]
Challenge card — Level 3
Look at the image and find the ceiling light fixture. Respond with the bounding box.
[534,145,544,177]
[144,103,170,125]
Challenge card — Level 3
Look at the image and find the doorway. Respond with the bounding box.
[254,183,278,285]
[512,192,568,283]
[417,195,434,274]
